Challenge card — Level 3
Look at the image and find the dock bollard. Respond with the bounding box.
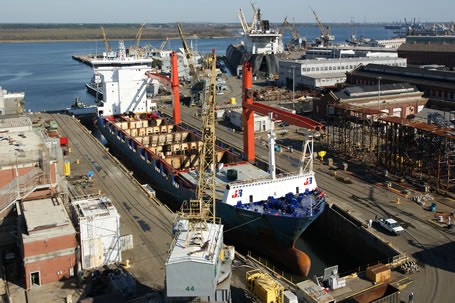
[396,197,400,204]
[76,159,80,164]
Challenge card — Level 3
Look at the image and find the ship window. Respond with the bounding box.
[249,195,253,203]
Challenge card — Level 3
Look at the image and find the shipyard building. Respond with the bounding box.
[346,63,455,110]
[0,115,77,289]
[278,57,407,89]
[71,197,123,270]
[314,83,428,118]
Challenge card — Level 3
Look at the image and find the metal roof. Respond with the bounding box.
[21,197,75,242]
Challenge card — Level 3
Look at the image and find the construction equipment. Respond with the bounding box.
[310,7,334,47]
[179,49,218,238]
[280,17,305,50]
[135,23,146,49]
[246,269,284,303]
[100,26,112,53]
[176,23,205,107]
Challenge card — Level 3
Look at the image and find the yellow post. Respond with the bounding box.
[396,197,400,204]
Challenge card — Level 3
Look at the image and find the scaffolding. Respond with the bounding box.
[324,104,455,194]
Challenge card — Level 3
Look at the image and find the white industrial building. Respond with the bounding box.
[165,219,234,302]
[278,57,407,89]
[71,197,122,270]
[228,109,271,132]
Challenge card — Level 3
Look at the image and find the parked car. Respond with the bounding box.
[376,218,404,235]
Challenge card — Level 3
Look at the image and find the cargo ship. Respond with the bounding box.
[225,4,283,78]
[91,50,325,276]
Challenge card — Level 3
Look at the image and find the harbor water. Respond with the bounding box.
[0,24,396,112]
[0,24,393,278]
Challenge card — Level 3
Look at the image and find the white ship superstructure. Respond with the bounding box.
[240,8,284,56]
[93,42,156,117]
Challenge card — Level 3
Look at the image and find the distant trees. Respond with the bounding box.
[0,23,237,42]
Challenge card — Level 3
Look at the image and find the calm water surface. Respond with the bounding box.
[0,24,394,112]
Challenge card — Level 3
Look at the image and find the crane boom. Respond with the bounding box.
[310,7,333,46]
[100,26,112,52]
[238,8,250,33]
[176,23,199,84]
[136,23,146,49]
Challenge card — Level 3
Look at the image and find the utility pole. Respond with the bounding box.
[377,76,382,166]
[292,65,296,111]
[377,76,382,112]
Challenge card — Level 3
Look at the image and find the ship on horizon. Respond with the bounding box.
[89,47,326,276]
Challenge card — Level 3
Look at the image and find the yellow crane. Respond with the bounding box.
[179,51,218,239]
[176,23,203,106]
[135,23,146,49]
[100,26,112,53]
[310,7,334,46]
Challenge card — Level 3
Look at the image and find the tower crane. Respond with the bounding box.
[179,50,218,240]
[176,23,204,106]
[310,7,334,47]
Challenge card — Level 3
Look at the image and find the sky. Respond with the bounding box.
[2,0,454,24]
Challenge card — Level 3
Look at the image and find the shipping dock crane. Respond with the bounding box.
[310,7,334,47]
[182,49,218,229]
[176,23,205,107]
[135,23,146,49]
[165,51,234,301]
[100,26,112,54]
[280,17,305,50]
[178,52,217,250]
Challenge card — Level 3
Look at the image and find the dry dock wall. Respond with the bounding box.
[306,204,399,270]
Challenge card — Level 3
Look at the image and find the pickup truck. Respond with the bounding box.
[377,218,404,235]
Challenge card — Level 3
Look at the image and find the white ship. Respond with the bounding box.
[226,4,284,77]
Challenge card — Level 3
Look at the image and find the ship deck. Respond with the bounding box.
[180,162,271,200]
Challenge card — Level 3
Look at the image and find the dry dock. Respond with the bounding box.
[158,98,455,303]
[8,113,176,303]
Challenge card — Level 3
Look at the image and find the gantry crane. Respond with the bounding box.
[176,23,204,106]
[310,7,334,47]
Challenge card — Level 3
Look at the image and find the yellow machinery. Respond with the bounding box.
[100,26,112,53]
[64,160,71,177]
[135,23,146,49]
[246,270,284,303]
[310,7,334,47]
[176,23,206,107]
